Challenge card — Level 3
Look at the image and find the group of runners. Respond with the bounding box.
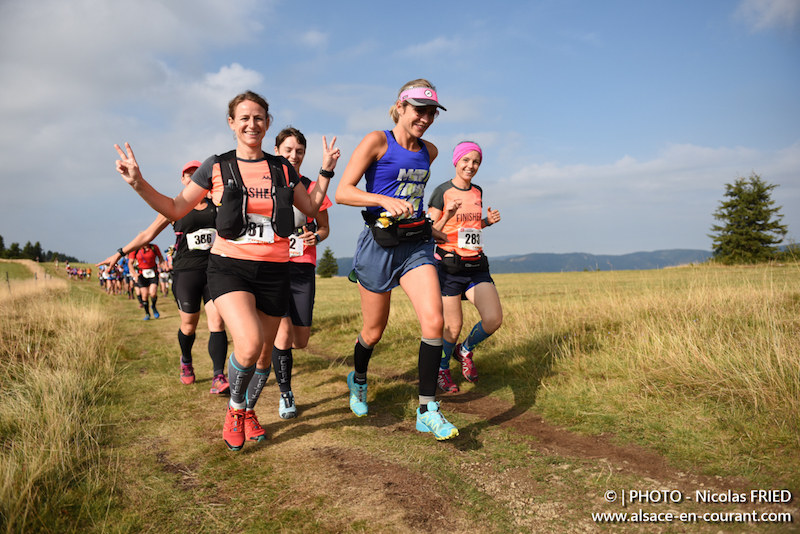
[108,79,504,450]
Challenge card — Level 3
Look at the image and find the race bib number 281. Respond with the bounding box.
[232,214,275,245]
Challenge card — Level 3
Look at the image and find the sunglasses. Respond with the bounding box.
[411,106,439,119]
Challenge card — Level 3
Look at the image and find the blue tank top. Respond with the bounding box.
[363,131,430,218]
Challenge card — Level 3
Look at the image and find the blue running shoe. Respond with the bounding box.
[153,310,160,319]
[143,314,150,321]
[347,371,368,417]
[416,401,459,440]
[279,391,297,419]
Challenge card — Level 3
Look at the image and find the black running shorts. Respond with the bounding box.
[285,262,316,327]
[172,267,212,314]
[206,254,290,317]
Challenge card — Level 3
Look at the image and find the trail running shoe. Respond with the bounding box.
[180,363,195,385]
[153,310,160,319]
[279,391,297,419]
[210,374,230,395]
[143,314,150,321]
[244,410,267,442]
[437,368,459,393]
[347,371,368,417]
[223,406,246,451]
[416,401,459,441]
[453,343,478,382]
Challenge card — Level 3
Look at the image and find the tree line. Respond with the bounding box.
[0,236,81,263]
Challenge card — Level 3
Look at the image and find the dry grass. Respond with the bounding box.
[0,279,117,533]
[0,260,65,300]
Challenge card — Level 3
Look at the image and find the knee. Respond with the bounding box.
[421,315,444,339]
[483,312,503,335]
[181,324,197,336]
[360,328,383,347]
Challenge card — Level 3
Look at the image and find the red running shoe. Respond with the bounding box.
[180,363,195,385]
[453,343,478,382]
[244,410,267,442]
[209,374,230,395]
[437,368,459,393]
[223,406,246,451]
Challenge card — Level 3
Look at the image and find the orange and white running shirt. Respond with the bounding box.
[428,180,484,257]
[192,155,291,263]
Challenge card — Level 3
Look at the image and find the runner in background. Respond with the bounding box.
[270,126,333,419]
[133,244,164,320]
[98,160,231,394]
[427,141,503,393]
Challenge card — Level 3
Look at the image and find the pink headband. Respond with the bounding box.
[452,142,482,167]
[399,87,446,110]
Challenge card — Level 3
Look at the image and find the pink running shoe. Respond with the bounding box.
[210,374,230,395]
[437,368,459,393]
[453,343,478,382]
[180,363,195,385]
[244,411,267,442]
[223,406,245,451]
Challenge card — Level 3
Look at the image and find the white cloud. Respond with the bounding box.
[735,0,800,31]
[300,30,330,48]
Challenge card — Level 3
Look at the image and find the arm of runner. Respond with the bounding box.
[114,142,207,222]
[294,136,340,218]
[335,131,413,217]
[429,198,462,231]
[96,214,170,268]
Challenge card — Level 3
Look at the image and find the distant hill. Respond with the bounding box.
[335,249,712,276]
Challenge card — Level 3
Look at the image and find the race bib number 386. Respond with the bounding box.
[186,228,217,251]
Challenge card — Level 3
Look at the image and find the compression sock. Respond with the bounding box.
[178,330,195,365]
[208,331,228,377]
[137,294,144,306]
[271,347,293,393]
[245,367,271,411]
[228,353,255,410]
[419,337,443,412]
[150,296,158,314]
[142,302,150,315]
[441,339,456,370]
[353,334,374,385]
[463,321,490,352]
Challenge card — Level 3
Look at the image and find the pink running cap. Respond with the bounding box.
[182,160,202,174]
[399,87,447,111]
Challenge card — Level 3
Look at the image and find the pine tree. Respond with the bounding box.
[316,247,339,278]
[708,173,788,264]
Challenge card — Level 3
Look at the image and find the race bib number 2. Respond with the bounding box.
[289,234,304,257]
[232,214,274,245]
[458,228,483,251]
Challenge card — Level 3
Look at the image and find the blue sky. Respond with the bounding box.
[0,0,797,262]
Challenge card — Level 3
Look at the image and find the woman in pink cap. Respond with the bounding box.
[335,78,459,441]
[428,141,503,393]
[98,160,230,394]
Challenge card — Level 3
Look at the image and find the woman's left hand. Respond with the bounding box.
[321,136,341,173]
[487,207,501,225]
[298,225,318,246]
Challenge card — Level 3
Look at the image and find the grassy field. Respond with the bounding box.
[0,261,797,533]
